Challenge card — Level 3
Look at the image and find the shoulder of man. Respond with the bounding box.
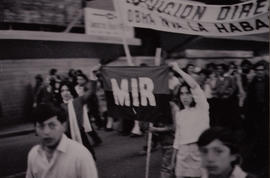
[27,145,40,161]
[66,137,93,158]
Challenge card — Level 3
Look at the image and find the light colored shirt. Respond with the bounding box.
[26,134,98,178]
[173,86,209,148]
[201,166,247,178]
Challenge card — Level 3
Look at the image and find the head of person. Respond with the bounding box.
[76,73,89,86]
[216,64,228,76]
[49,68,58,76]
[240,59,252,74]
[54,75,62,90]
[35,74,43,85]
[228,62,237,72]
[176,83,196,109]
[32,104,67,149]
[206,63,217,72]
[68,69,76,77]
[198,127,241,176]
[185,64,195,74]
[198,69,210,84]
[59,81,77,102]
[253,60,267,79]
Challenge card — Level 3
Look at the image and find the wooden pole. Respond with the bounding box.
[155,48,162,66]
[113,0,134,66]
[145,122,153,178]
[145,48,163,178]
[64,10,83,33]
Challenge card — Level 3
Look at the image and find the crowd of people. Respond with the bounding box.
[168,59,269,178]
[27,58,269,178]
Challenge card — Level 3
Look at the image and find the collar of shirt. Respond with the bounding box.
[201,166,247,178]
[37,134,68,156]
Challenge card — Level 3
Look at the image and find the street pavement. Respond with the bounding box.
[0,128,162,178]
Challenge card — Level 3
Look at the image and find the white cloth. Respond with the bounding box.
[68,100,83,144]
[83,105,92,132]
[173,86,210,148]
[201,166,247,178]
[26,134,98,178]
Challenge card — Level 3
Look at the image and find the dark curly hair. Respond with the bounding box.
[59,81,78,99]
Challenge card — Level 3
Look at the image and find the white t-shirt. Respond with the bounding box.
[173,86,210,148]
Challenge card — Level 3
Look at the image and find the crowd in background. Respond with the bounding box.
[30,58,269,178]
[169,59,269,177]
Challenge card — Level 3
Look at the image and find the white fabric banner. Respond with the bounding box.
[120,0,268,22]
[117,0,269,36]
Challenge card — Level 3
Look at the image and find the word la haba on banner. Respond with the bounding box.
[100,66,172,123]
[117,0,269,36]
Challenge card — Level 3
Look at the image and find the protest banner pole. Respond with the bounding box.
[113,0,134,66]
[145,122,153,178]
[145,47,163,178]
[154,48,162,66]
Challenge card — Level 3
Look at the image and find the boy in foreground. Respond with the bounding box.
[26,103,98,178]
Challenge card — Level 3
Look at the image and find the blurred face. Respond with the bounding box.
[60,85,72,102]
[187,65,194,74]
[199,139,236,176]
[199,73,206,83]
[216,66,224,76]
[44,77,51,86]
[241,64,250,74]
[179,86,193,107]
[55,81,60,89]
[229,64,236,71]
[255,65,265,78]
[36,116,66,149]
[77,76,86,86]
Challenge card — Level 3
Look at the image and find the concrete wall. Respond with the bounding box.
[0,58,99,125]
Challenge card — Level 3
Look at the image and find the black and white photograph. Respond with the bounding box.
[0,0,269,178]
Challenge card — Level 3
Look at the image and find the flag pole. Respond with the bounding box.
[145,122,153,178]
[145,47,163,178]
[113,0,134,66]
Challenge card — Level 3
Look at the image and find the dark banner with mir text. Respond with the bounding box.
[100,65,172,124]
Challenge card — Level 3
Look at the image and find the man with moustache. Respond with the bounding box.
[26,103,98,178]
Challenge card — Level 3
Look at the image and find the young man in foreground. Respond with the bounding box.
[26,103,98,178]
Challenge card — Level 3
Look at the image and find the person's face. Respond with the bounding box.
[199,139,237,176]
[229,64,236,72]
[36,116,66,149]
[77,76,86,86]
[241,64,250,74]
[55,81,60,89]
[179,86,193,107]
[216,66,224,75]
[255,65,265,78]
[60,85,72,101]
[187,65,194,74]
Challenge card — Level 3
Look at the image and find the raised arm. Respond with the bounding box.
[82,64,102,102]
[169,62,198,89]
[169,62,208,109]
